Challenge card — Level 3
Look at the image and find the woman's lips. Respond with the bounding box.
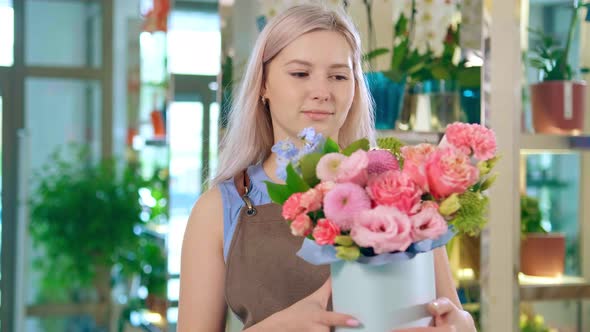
[302,110,333,121]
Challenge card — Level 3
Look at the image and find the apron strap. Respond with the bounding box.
[234,169,257,216]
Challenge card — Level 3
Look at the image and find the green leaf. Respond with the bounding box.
[382,70,406,83]
[363,48,389,62]
[342,138,370,156]
[323,138,340,154]
[264,181,292,204]
[286,164,310,193]
[300,153,323,187]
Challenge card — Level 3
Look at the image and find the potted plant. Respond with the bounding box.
[527,1,590,135]
[520,194,566,277]
[365,0,479,131]
[28,144,167,327]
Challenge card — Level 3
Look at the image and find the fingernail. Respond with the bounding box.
[346,319,361,327]
[430,300,440,313]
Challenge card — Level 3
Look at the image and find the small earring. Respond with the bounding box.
[261,96,267,105]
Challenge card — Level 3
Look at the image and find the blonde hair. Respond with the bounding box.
[212,3,375,186]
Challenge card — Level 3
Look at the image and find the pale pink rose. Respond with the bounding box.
[312,218,341,245]
[315,181,335,195]
[425,148,480,199]
[316,153,346,182]
[400,144,437,191]
[350,205,413,254]
[300,188,323,212]
[442,122,473,155]
[290,213,313,236]
[471,125,497,161]
[411,202,448,242]
[323,182,372,230]
[367,149,399,175]
[366,170,423,214]
[335,150,369,186]
[282,192,305,221]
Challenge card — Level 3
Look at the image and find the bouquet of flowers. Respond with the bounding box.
[265,123,498,331]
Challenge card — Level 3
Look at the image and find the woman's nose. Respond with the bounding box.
[308,77,331,102]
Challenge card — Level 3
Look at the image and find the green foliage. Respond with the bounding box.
[300,153,323,187]
[28,144,167,297]
[520,195,547,235]
[264,181,291,204]
[323,138,341,154]
[520,313,550,332]
[286,163,310,193]
[526,2,590,81]
[376,136,405,158]
[449,191,489,236]
[341,138,370,156]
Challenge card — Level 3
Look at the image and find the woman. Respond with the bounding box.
[178,4,475,332]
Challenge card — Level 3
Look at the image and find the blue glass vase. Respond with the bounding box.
[365,72,406,130]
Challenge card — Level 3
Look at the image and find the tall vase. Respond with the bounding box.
[365,72,406,130]
[398,80,464,131]
[330,251,436,332]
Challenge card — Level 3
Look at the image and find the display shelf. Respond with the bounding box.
[519,274,590,301]
[521,133,590,152]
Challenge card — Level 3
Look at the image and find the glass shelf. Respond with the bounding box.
[521,133,590,152]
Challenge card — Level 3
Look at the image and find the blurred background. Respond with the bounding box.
[0,0,589,331]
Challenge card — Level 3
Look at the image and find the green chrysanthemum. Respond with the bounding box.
[449,191,489,236]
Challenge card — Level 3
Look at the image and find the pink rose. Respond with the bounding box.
[335,150,369,186]
[350,206,413,254]
[367,149,399,175]
[400,144,436,191]
[425,147,479,199]
[282,192,305,221]
[411,202,448,242]
[312,218,341,245]
[290,213,313,236]
[366,170,423,214]
[323,182,372,230]
[300,188,323,212]
[316,153,346,182]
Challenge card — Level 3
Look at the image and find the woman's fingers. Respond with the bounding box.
[427,297,457,317]
[317,311,361,328]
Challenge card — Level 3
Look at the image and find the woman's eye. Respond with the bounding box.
[332,75,349,81]
[290,72,308,78]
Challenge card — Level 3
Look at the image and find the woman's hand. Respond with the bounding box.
[247,278,361,332]
[392,297,476,332]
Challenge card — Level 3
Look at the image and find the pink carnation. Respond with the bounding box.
[400,144,436,191]
[367,149,399,175]
[411,202,448,242]
[425,147,479,199]
[335,150,369,186]
[350,205,413,254]
[366,170,422,214]
[300,188,323,212]
[281,192,305,221]
[471,125,497,161]
[316,153,346,182]
[312,218,341,245]
[315,181,335,195]
[290,213,313,236]
[323,182,371,230]
[444,123,497,161]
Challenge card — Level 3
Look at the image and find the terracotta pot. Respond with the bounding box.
[520,233,566,277]
[530,81,586,135]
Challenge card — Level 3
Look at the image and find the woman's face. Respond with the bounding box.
[263,30,355,144]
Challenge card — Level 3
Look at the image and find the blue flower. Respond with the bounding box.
[298,127,321,142]
[271,140,299,160]
[276,157,289,181]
